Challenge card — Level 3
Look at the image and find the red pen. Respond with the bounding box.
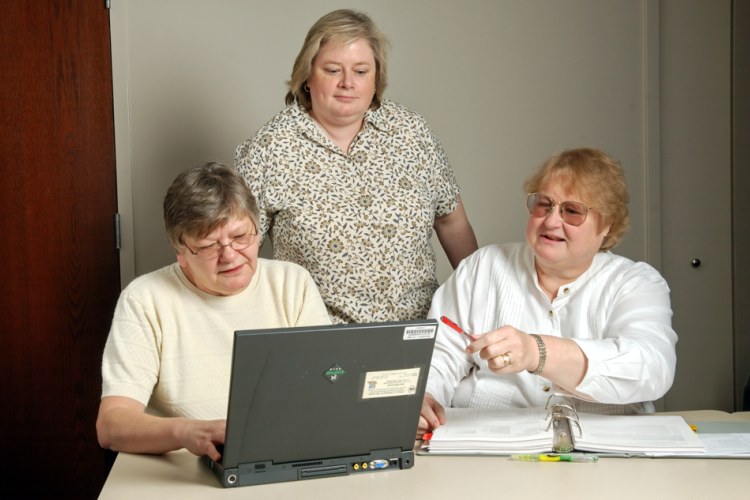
[440,316,479,342]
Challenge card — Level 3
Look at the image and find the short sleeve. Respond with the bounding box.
[416,114,461,217]
[234,130,279,245]
[101,293,162,406]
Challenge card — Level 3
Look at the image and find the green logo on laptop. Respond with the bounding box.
[323,363,346,383]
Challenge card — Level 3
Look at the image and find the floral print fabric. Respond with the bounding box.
[234,100,460,324]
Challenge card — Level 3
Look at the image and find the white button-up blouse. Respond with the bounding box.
[426,243,677,415]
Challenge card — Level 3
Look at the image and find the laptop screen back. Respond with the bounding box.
[222,320,437,468]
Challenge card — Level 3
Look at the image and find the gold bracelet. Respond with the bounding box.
[528,334,546,375]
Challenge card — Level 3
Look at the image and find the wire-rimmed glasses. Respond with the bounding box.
[185,233,258,260]
[526,193,593,226]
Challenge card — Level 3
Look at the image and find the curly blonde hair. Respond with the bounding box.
[523,148,630,251]
[285,9,390,112]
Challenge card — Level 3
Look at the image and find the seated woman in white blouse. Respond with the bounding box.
[419,148,677,435]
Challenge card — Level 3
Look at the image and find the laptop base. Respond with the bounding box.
[203,448,414,488]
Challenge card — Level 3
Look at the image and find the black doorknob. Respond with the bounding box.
[691,259,701,268]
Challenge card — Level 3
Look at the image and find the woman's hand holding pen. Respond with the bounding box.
[434,316,589,406]
[465,326,540,375]
[417,392,445,438]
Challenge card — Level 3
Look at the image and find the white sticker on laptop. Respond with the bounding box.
[362,368,421,399]
[403,325,437,340]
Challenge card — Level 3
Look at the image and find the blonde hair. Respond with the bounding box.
[163,162,260,252]
[285,9,390,111]
[523,148,630,251]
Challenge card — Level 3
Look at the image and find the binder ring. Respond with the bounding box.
[543,395,582,452]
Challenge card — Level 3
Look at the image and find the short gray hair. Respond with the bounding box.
[163,162,260,252]
[285,9,390,111]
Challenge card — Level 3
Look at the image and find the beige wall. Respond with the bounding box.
[110,1,736,410]
[112,0,655,284]
[659,0,733,411]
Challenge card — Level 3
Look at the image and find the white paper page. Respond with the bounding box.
[698,433,750,454]
[432,408,551,443]
[443,407,546,423]
[649,433,750,457]
[576,414,705,453]
[424,440,551,452]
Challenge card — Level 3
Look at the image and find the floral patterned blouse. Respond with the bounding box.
[234,100,460,324]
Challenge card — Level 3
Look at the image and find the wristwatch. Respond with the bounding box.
[528,334,546,375]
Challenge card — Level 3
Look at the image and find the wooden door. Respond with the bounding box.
[0,1,120,498]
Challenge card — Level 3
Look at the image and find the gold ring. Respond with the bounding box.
[502,353,511,367]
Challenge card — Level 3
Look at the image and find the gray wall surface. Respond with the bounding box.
[112,0,654,283]
[659,0,733,411]
[110,0,739,410]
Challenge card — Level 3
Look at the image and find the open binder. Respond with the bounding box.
[419,396,706,456]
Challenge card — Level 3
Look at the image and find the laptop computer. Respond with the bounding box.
[202,319,438,487]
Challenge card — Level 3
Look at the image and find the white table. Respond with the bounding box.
[99,410,750,500]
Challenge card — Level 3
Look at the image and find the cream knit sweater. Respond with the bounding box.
[101,259,331,420]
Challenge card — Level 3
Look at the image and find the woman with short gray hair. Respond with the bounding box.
[96,163,330,461]
[163,162,261,252]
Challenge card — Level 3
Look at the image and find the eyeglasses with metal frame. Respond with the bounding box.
[526,193,593,226]
[184,232,258,260]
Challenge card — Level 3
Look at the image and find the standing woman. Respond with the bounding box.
[235,9,478,323]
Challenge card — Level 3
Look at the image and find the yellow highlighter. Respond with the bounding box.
[510,454,598,463]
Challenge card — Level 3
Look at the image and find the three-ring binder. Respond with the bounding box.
[545,395,582,452]
[419,396,706,456]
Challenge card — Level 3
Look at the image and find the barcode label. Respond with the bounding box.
[403,326,437,340]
